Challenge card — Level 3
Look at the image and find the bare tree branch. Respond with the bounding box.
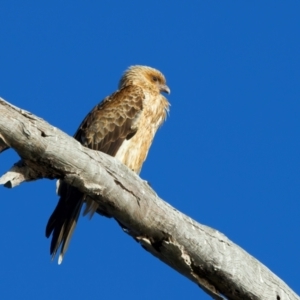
[0,97,298,300]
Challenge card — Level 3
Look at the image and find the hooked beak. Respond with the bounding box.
[160,84,171,94]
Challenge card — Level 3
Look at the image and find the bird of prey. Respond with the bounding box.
[45,65,170,264]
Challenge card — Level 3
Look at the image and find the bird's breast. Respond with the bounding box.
[115,92,168,174]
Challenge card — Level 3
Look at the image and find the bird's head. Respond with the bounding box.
[119,65,170,95]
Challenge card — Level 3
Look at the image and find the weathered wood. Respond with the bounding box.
[0,97,298,300]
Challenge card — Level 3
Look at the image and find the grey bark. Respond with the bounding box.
[0,97,298,300]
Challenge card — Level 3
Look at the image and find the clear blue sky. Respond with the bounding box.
[0,1,299,299]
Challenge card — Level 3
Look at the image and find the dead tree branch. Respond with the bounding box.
[0,97,298,300]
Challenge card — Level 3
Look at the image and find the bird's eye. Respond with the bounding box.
[152,76,159,82]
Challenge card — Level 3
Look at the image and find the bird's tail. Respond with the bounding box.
[45,180,84,264]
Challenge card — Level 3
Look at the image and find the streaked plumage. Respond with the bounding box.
[45,65,170,263]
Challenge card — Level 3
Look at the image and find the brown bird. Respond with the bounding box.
[45,65,170,264]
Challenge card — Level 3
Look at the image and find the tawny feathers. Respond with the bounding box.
[46,65,170,263]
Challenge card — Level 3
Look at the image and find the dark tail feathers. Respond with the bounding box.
[45,181,84,264]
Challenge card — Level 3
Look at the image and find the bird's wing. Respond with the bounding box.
[74,85,144,155]
[46,85,144,263]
